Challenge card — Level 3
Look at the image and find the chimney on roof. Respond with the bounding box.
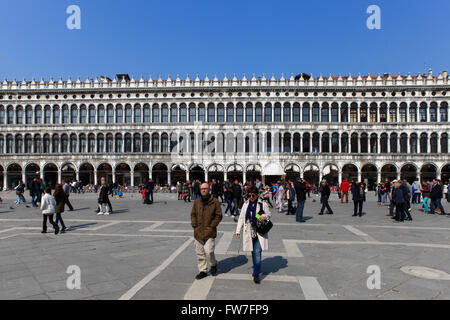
[116,74,130,82]
[443,70,448,79]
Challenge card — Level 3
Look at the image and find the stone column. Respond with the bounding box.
[94,169,98,185]
[3,174,7,190]
[243,170,247,184]
[377,170,382,184]
[338,170,342,184]
[130,170,135,186]
[167,170,171,185]
[358,170,362,183]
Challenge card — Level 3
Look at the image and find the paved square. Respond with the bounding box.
[0,191,449,300]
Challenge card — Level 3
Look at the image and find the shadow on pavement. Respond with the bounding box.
[217,255,249,275]
[261,256,288,277]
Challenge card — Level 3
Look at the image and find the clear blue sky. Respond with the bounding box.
[0,0,449,80]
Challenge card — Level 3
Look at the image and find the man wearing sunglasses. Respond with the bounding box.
[191,183,223,280]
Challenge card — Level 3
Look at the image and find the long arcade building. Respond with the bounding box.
[0,71,449,190]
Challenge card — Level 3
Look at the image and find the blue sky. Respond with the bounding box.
[0,0,449,80]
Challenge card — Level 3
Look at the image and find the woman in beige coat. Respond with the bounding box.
[235,186,271,284]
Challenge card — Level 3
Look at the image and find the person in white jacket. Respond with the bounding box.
[40,187,59,234]
[235,186,271,284]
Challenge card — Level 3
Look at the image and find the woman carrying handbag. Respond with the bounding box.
[235,186,272,284]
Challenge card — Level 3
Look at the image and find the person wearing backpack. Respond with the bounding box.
[236,186,271,284]
[40,187,59,234]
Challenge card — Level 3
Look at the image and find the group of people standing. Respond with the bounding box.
[40,180,74,234]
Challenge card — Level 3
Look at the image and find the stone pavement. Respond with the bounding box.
[0,190,449,300]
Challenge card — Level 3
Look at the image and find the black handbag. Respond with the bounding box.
[255,203,273,236]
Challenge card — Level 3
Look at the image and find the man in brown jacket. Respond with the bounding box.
[190,183,223,280]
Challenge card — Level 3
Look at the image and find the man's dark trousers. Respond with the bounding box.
[65,195,74,211]
[296,200,305,221]
[320,198,333,214]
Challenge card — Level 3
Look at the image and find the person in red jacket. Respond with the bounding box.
[339,179,351,203]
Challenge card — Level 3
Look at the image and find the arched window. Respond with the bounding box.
[246,102,253,122]
[180,103,187,122]
[52,134,59,153]
[97,134,104,152]
[399,102,407,122]
[116,105,123,123]
[264,103,272,122]
[152,104,159,123]
[312,103,319,122]
[98,105,105,123]
[208,103,215,123]
[25,134,32,153]
[44,106,51,124]
[389,102,397,122]
[380,133,388,153]
[430,133,438,153]
[142,133,150,152]
[226,103,234,122]
[410,133,418,153]
[360,102,368,122]
[16,106,24,124]
[134,104,141,123]
[88,134,95,153]
[26,106,33,124]
[331,103,338,122]
[283,102,290,122]
[380,103,387,122]
[89,105,96,124]
[400,133,408,153]
[351,133,358,153]
[161,133,169,152]
[441,133,448,153]
[321,102,329,122]
[15,135,23,154]
[61,134,68,153]
[171,104,178,123]
[341,133,349,153]
[197,103,205,122]
[7,106,14,124]
[341,102,348,122]
[302,133,310,152]
[189,103,196,122]
[420,133,428,153]
[235,103,243,122]
[106,134,113,153]
[322,133,330,152]
[350,103,357,122]
[115,133,122,153]
[133,133,141,152]
[331,133,339,153]
[124,133,132,152]
[53,106,60,124]
[302,102,310,122]
[152,133,159,153]
[161,104,169,123]
[312,132,320,153]
[5,135,13,153]
[274,103,281,122]
[0,106,4,124]
[35,106,42,124]
[255,102,262,122]
[440,102,448,122]
[430,102,437,122]
[283,133,291,152]
[390,133,398,153]
[419,102,427,122]
[143,104,150,123]
[370,134,378,153]
[293,133,301,152]
[409,102,417,122]
[293,103,300,122]
[360,133,368,153]
[79,134,86,153]
[69,135,77,153]
[370,103,377,122]
[125,104,132,123]
[43,134,50,153]
[79,105,87,124]
[70,105,78,124]
[34,135,42,153]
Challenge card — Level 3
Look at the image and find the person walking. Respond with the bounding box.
[430,179,447,215]
[235,186,271,284]
[14,180,26,205]
[400,180,413,221]
[54,184,67,233]
[190,183,223,280]
[97,178,111,215]
[351,182,366,217]
[393,181,406,222]
[294,177,307,223]
[63,180,74,211]
[193,180,200,200]
[285,182,295,215]
[339,178,350,203]
[411,179,421,204]
[231,179,242,219]
[30,178,41,207]
[275,181,284,213]
[176,181,183,200]
[223,182,233,216]
[183,180,191,203]
[261,185,274,208]
[421,181,431,213]
[40,187,59,234]
[319,180,333,215]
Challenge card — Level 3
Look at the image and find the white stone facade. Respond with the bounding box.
[0,71,449,189]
